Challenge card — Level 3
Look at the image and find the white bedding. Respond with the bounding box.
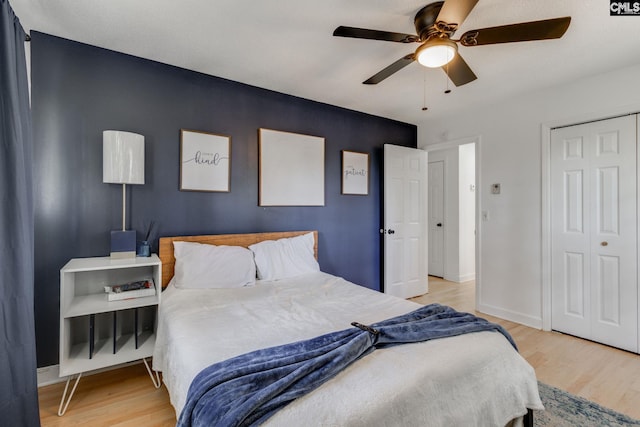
[153,272,543,426]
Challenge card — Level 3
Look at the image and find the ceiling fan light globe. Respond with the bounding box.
[416,39,457,68]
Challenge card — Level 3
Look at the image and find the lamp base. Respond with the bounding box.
[110,230,137,259]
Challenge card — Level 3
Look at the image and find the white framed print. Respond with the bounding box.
[180,129,231,192]
[259,128,325,206]
[341,150,369,195]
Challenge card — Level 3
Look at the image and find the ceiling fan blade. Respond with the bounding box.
[460,17,571,46]
[436,0,479,27]
[363,54,415,84]
[443,53,477,86]
[333,26,419,43]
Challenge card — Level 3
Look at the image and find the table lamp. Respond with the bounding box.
[103,130,145,258]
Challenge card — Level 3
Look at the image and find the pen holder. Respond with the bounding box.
[137,240,150,257]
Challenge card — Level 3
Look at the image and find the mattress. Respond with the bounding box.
[153,271,543,426]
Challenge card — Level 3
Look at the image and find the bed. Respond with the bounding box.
[153,230,542,426]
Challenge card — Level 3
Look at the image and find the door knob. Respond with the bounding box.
[601,241,608,246]
[388,229,395,234]
[437,223,443,227]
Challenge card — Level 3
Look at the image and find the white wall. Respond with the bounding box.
[458,143,475,282]
[418,63,640,328]
[25,40,31,101]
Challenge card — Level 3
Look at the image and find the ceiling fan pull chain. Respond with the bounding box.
[444,62,451,94]
[422,69,428,111]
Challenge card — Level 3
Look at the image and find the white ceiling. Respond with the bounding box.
[11,0,640,124]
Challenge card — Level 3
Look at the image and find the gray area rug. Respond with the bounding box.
[536,382,640,426]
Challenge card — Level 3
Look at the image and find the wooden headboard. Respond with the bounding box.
[158,230,318,288]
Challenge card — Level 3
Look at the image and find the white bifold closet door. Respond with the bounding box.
[551,115,638,352]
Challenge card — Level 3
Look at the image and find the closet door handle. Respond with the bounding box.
[601,241,608,246]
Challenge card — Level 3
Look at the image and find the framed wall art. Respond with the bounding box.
[180,129,231,192]
[341,150,369,195]
[259,128,325,206]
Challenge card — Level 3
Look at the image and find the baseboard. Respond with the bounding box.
[37,365,62,387]
[443,273,476,283]
[37,360,145,388]
[458,273,475,282]
[477,302,542,330]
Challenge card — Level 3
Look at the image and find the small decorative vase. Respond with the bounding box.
[137,240,150,257]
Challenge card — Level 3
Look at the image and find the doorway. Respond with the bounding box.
[428,160,445,277]
[425,138,478,285]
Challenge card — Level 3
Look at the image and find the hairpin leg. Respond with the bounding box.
[58,372,82,416]
[143,358,161,389]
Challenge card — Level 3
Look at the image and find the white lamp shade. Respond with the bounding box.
[103,130,145,184]
[415,39,457,68]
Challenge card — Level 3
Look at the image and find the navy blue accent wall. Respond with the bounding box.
[31,32,416,367]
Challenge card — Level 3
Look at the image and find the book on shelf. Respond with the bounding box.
[89,314,95,359]
[105,279,155,301]
[134,308,139,349]
[113,312,117,354]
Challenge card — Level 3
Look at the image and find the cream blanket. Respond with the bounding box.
[153,272,543,426]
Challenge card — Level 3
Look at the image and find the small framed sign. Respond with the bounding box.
[341,150,369,195]
[180,129,231,192]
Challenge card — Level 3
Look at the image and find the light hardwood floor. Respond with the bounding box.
[39,277,640,425]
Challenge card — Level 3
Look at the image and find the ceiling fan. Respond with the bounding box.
[333,0,571,86]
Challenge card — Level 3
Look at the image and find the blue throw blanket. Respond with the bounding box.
[177,303,516,427]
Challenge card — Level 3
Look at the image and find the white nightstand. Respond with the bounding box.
[58,254,162,415]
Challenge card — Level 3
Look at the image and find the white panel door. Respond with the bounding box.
[428,161,445,277]
[550,131,591,339]
[383,144,428,298]
[551,115,637,352]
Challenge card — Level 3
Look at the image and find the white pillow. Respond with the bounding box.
[173,241,256,289]
[249,232,319,280]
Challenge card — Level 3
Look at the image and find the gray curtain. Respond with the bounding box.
[0,0,40,425]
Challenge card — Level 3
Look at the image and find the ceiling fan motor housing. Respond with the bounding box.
[414,2,447,41]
